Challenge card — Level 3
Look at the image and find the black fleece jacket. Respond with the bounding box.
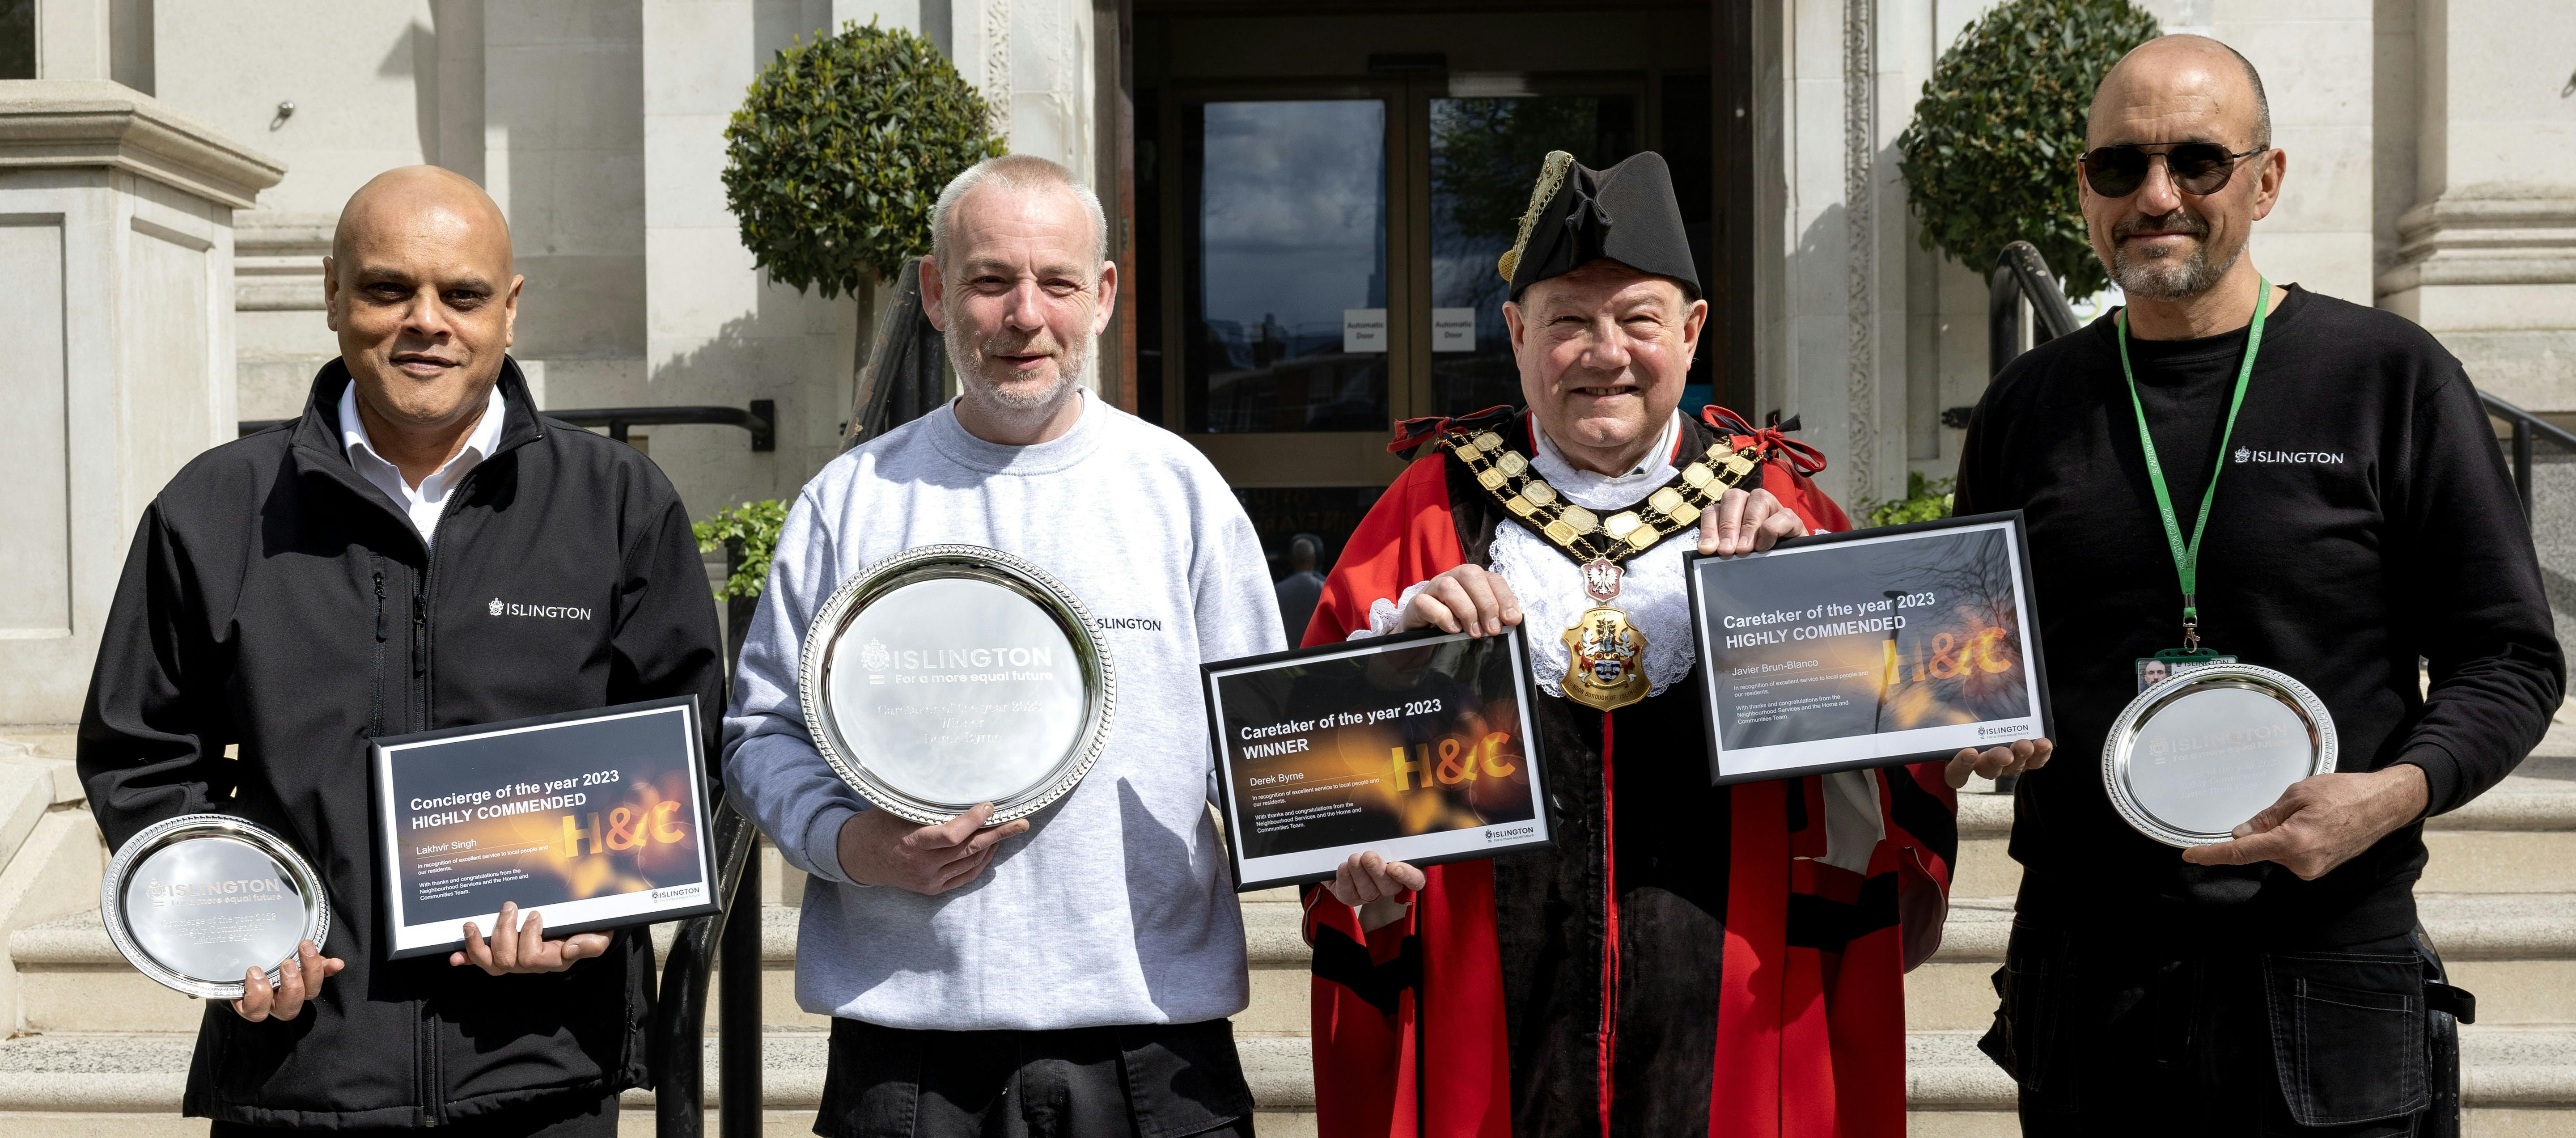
[1957,285,2562,946]
[78,359,725,1128]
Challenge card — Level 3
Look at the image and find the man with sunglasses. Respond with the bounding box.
[1956,35,2561,1134]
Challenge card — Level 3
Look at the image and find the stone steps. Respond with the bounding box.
[3,1025,2572,1136]
[1906,891,2576,1032]
[0,1028,1318,1136]
[22,880,2574,1038]
[1949,766,2576,898]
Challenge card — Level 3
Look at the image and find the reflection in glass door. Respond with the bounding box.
[1425,94,1636,415]
[1186,100,1390,434]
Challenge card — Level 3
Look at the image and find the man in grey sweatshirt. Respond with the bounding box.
[724,155,1282,1138]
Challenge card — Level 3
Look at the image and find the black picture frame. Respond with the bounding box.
[1199,625,1554,893]
[369,695,720,960]
[1683,510,2054,786]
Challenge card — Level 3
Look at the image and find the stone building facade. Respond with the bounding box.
[3,0,2570,724]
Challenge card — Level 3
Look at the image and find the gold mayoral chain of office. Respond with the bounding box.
[1441,425,1763,712]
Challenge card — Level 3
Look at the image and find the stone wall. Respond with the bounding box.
[0,80,280,724]
[136,0,1102,526]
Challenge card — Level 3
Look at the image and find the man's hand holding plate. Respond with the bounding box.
[1698,487,1806,556]
[2181,765,2429,879]
[232,939,343,1022]
[838,801,1028,895]
[451,903,614,974]
[1945,738,2055,789]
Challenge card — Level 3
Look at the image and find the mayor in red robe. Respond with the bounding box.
[1297,151,2055,1138]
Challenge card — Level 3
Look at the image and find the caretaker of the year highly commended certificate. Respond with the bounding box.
[1686,513,2053,785]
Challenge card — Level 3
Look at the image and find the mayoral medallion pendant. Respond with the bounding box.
[1561,558,1649,712]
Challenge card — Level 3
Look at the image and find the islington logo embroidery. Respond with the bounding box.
[2235,447,2347,465]
[1093,616,1165,632]
[488,597,595,621]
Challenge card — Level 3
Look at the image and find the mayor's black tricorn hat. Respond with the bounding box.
[1500,150,1699,301]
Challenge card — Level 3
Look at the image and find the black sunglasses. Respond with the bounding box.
[2080,142,2267,198]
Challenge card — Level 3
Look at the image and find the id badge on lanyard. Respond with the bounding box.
[2133,649,2237,693]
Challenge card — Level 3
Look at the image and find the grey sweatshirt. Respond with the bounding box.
[723,393,1285,1030]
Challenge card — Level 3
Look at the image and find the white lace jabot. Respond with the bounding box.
[1366,412,1699,698]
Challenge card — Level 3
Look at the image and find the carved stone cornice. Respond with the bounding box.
[0,79,284,209]
[234,211,334,311]
[2377,186,2576,294]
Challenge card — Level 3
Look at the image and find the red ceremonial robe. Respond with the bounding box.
[1300,406,1959,1138]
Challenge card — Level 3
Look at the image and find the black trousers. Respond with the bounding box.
[1982,922,2431,1136]
[815,1017,1257,1138]
[207,1089,618,1136]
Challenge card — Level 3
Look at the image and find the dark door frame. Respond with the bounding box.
[1104,0,1762,424]
[1714,0,1757,417]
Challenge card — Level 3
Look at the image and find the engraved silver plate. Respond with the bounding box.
[99,815,330,1000]
[2103,663,2337,847]
[798,544,1117,827]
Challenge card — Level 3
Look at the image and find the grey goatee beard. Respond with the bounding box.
[2109,209,2241,300]
[947,317,1092,416]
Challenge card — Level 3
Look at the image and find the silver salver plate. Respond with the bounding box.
[99,814,330,1000]
[2103,662,2337,847]
[798,544,1117,827]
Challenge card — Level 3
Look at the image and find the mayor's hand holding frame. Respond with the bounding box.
[1326,851,1426,932]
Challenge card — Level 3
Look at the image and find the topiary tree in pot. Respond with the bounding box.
[721,20,1006,421]
[1895,0,2162,302]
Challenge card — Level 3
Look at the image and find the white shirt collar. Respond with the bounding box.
[338,381,506,478]
[337,380,506,547]
[1530,409,1683,507]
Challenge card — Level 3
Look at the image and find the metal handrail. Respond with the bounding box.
[554,404,776,452]
[652,796,760,1137]
[2480,390,2576,519]
[1988,240,2081,379]
[842,258,945,451]
[237,402,776,452]
[653,541,764,1137]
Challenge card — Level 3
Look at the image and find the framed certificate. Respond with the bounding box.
[370,696,720,960]
[1685,512,2052,786]
[1201,627,1552,892]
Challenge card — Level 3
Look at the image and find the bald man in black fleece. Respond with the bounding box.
[1955,36,2561,1135]
[80,166,724,1135]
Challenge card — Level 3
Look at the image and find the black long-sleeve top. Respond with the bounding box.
[1957,284,2562,946]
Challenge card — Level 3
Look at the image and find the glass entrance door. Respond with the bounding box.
[1148,78,1653,489]
[1188,99,1392,436]
[1130,4,1720,596]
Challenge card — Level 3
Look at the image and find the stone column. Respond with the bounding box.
[2377,0,2576,413]
[0,80,282,725]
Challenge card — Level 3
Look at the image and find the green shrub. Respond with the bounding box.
[695,500,790,600]
[1895,0,2161,300]
[721,20,1005,298]
[1860,471,1957,529]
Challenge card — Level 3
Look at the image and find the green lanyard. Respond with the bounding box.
[2116,277,2271,653]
